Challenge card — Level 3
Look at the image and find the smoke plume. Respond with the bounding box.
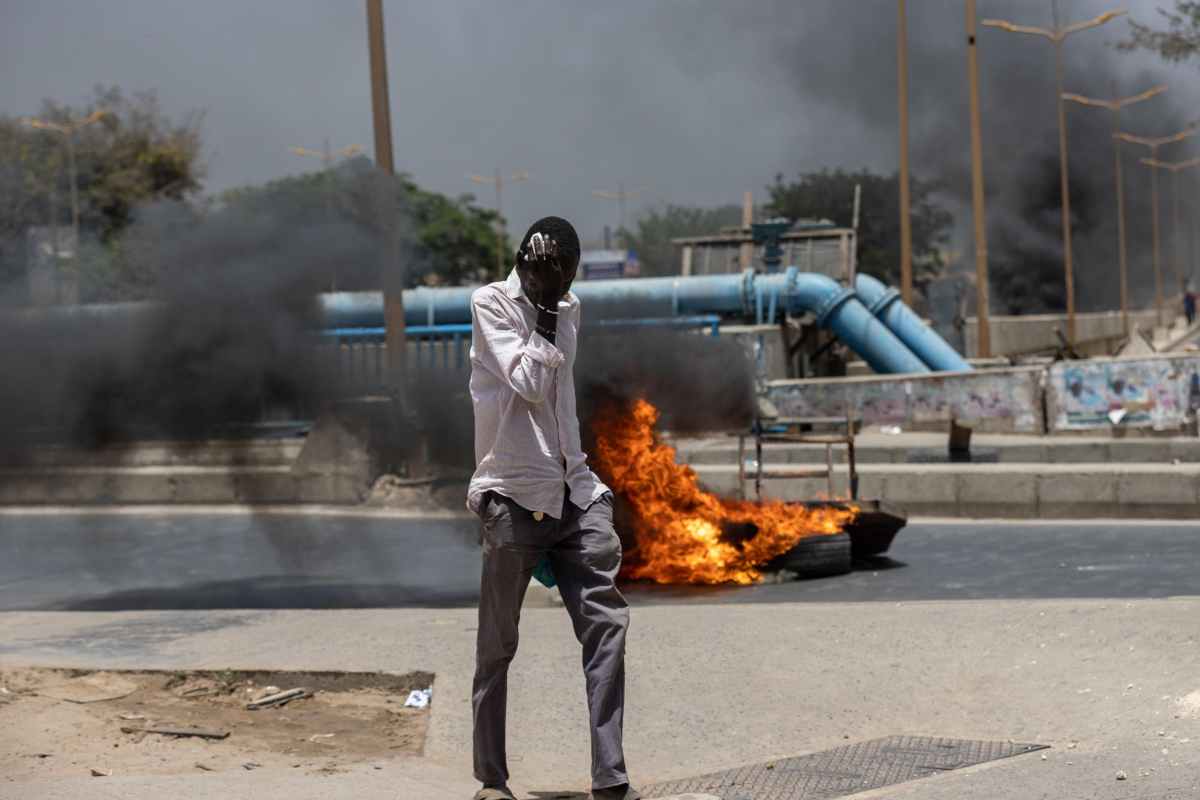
[0,162,414,453]
[657,0,1198,312]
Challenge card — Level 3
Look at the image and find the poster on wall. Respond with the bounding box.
[1052,358,1193,430]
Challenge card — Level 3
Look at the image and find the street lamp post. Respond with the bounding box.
[982,4,1126,345]
[469,169,529,281]
[1062,84,1167,334]
[289,140,362,167]
[290,142,363,291]
[592,184,644,235]
[21,110,108,252]
[897,0,913,306]
[1140,156,1200,318]
[1115,126,1199,326]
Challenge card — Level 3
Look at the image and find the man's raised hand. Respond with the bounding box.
[523,232,564,309]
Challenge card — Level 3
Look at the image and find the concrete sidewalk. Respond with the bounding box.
[2,597,1198,799]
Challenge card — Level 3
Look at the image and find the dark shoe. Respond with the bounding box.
[591,785,640,800]
[473,786,516,800]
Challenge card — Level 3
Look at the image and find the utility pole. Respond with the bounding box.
[982,5,1125,346]
[966,0,991,358]
[366,0,394,176]
[1174,165,1182,298]
[1115,126,1198,326]
[1185,172,1195,293]
[740,191,754,270]
[469,169,529,280]
[896,0,913,306]
[365,0,404,389]
[1151,148,1164,325]
[1062,84,1167,334]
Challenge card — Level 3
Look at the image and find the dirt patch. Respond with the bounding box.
[0,667,434,779]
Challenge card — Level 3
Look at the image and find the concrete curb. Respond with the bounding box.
[2,438,304,468]
[0,461,1196,518]
[673,436,1200,466]
[691,463,1200,520]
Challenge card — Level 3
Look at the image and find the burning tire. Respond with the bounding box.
[765,532,852,580]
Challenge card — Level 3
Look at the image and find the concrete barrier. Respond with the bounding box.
[769,353,1200,435]
[767,366,1045,434]
[1045,352,1200,432]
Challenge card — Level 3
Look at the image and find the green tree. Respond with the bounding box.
[618,204,743,276]
[0,85,204,298]
[408,185,503,285]
[218,158,502,288]
[11,86,203,242]
[1119,2,1200,62]
[766,168,953,290]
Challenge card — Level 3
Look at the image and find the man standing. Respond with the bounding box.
[467,216,638,800]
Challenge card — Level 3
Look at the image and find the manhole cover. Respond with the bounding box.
[644,735,1047,799]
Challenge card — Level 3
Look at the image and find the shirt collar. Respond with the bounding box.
[504,268,578,307]
[504,268,524,300]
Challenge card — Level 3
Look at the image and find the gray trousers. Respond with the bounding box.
[472,490,630,790]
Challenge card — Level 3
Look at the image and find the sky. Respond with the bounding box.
[2,0,1198,258]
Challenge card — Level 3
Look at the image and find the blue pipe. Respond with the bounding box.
[324,316,723,340]
[21,272,948,375]
[322,271,929,375]
[854,274,972,372]
[323,287,478,328]
[320,273,756,328]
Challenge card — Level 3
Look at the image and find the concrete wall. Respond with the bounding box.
[1046,352,1200,432]
[767,367,1045,433]
[963,309,1160,358]
[769,353,1200,435]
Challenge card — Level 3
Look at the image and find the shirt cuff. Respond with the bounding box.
[524,332,565,368]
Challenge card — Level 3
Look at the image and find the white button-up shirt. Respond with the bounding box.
[466,269,609,519]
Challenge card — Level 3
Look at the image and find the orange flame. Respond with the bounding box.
[592,398,857,585]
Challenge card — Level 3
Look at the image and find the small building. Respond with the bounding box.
[672,219,856,282]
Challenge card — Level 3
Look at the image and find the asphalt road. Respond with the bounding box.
[0,510,1196,611]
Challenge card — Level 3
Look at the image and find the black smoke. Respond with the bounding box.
[0,161,413,453]
[577,327,755,437]
[397,325,757,478]
[657,0,1198,312]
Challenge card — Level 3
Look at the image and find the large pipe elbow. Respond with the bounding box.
[854,274,972,372]
[762,269,929,375]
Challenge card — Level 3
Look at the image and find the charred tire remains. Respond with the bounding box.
[765,532,852,579]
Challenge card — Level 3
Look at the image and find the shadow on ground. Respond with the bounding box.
[52,574,480,611]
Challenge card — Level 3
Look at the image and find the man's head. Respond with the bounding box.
[516,216,580,305]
